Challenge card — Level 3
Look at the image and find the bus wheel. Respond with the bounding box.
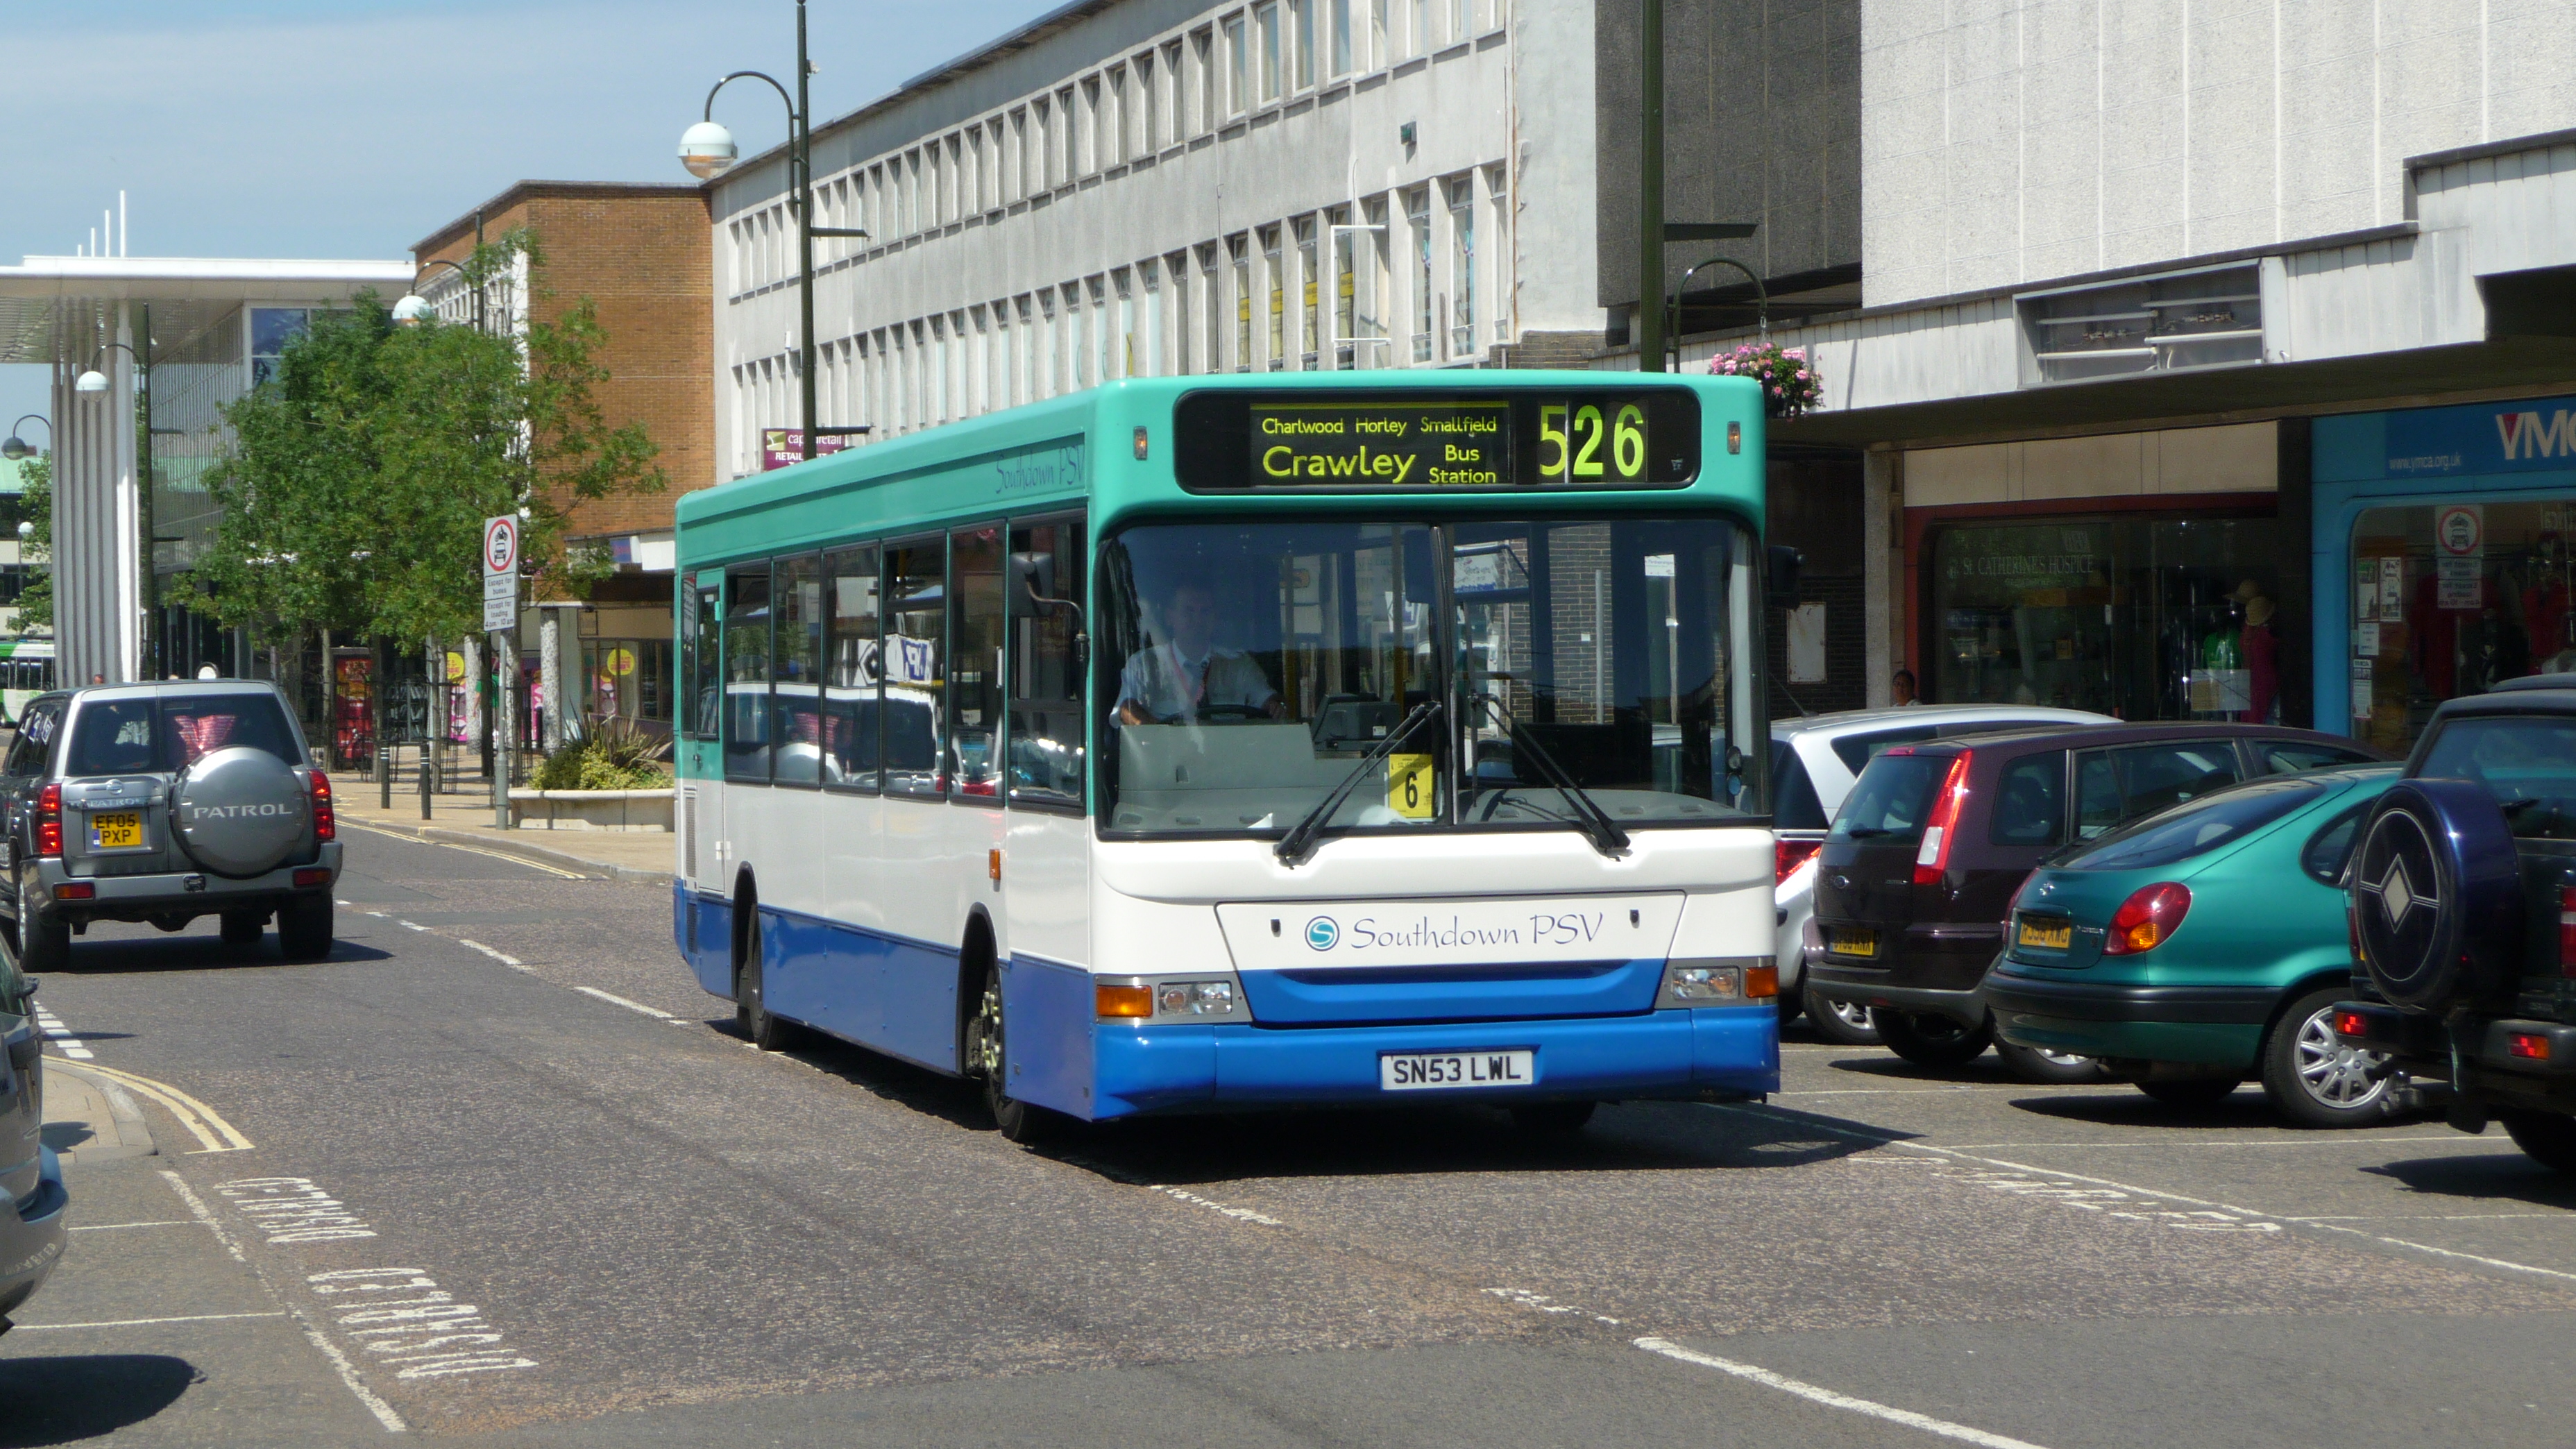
[736,910,787,1051]
[972,960,1052,1144]
[1510,1101,1595,1135]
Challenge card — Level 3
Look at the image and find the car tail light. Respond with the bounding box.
[2559,886,2576,979]
[2333,1010,2369,1038]
[2105,882,2192,955]
[293,867,332,888]
[310,770,334,842]
[34,781,60,858]
[52,882,93,901]
[1776,839,1820,883]
[1911,752,1974,887]
[2509,1033,2552,1061]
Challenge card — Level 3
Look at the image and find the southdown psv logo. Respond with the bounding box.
[1305,917,1340,951]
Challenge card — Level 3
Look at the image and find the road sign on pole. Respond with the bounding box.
[482,515,520,632]
[484,515,520,828]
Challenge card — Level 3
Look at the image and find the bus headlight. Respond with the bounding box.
[1096,974,1248,1022]
[1657,958,1773,1009]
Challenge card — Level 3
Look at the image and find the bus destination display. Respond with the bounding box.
[1177,389,1702,492]
[1252,401,1511,487]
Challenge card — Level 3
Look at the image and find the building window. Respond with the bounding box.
[1230,234,1253,371]
[1139,261,1162,378]
[1226,15,1249,115]
[1067,282,1089,390]
[2020,263,2264,386]
[1332,0,1355,74]
[1111,269,1134,380]
[1201,244,1224,373]
[1037,289,1058,397]
[1160,42,1183,144]
[1488,164,1510,342]
[1296,216,1320,370]
[1262,224,1286,371]
[1135,55,1158,153]
[1330,205,1357,368]
[1446,174,1475,360]
[1292,0,1316,88]
[1370,0,1388,66]
[1091,276,1112,386]
[1099,69,1122,168]
[1409,0,1427,56]
[1167,254,1190,375]
[1033,99,1053,190]
[1194,28,1217,130]
[1257,3,1282,103]
[1406,187,1432,363]
[1450,0,1468,44]
[1058,86,1079,182]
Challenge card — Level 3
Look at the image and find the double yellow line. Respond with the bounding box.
[55,1060,254,1154]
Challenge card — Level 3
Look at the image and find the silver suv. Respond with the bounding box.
[0,681,341,968]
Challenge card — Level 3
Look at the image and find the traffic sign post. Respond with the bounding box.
[484,516,520,829]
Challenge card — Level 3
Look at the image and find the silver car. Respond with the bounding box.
[1772,704,2114,1040]
[0,682,342,969]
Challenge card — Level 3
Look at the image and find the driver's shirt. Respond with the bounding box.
[1117,641,1278,721]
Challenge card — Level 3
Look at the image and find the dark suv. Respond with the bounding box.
[1808,722,2387,1075]
[2335,677,2576,1172]
[0,682,340,969]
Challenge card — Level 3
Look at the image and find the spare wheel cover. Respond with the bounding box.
[2352,778,2523,1011]
[176,746,307,879]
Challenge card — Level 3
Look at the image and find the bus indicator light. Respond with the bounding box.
[1096,983,1154,1019]
[1134,426,1149,461]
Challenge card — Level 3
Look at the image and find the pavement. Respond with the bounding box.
[6,825,2576,1445]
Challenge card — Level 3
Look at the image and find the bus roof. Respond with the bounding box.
[675,371,1765,570]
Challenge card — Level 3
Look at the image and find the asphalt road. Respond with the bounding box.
[6,825,2576,1446]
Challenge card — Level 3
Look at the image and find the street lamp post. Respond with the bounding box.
[1,416,47,461]
[678,0,871,461]
[75,332,162,679]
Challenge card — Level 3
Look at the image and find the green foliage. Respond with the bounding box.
[532,716,672,791]
[193,228,667,644]
[15,451,49,633]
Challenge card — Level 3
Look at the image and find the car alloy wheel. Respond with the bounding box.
[2260,985,2396,1128]
[2291,1006,2388,1110]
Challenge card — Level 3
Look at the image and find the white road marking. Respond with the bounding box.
[33,1005,93,1060]
[1142,1184,1285,1227]
[573,985,674,1019]
[2289,1212,2576,1222]
[215,1176,377,1243]
[10,1311,288,1330]
[68,1060,255,1153]
[69,1219,192,1231]
[456,939,527,970]
[2302,1222,2576,1284]
[1939,1137,2519,1150]
[1483,1287,1622,1325]
[1636,1337,2053,1449]
[161,1171,409,1433]
[307,1267,539,1379]
[398,920,429,932]
[338,820,587,878]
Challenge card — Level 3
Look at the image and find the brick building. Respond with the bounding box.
[412,181,711,738]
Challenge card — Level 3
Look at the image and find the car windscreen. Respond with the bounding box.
[2053,777,2322,871]
[65,694,302,776]
[1829,752,1949,843]
[2416,715,2576,840]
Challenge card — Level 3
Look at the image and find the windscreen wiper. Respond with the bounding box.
[1274,700,1441,867]
[1469,695,1631,859]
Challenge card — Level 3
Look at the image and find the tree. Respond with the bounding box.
[193,230,666,647]
[13,449,50,635]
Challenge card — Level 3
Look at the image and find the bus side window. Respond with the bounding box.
[951,525,1006,800]
[1008,515,1085,810]
[678,569,697,738]
[883,535,947,796]
[825,544,881,791]
[687,579,723,740]
[772,554,827,786]
[724,562,774,783]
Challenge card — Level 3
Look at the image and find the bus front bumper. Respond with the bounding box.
[1058,1007,1779,1121]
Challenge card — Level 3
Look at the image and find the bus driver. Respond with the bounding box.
[1114,578,1287,724]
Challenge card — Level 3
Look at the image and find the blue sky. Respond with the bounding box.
[1,0,1065,435]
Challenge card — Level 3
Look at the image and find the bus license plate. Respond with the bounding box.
[2017,917,2074,951]
[1380,1049,1536,1091]
[90,812,143,850]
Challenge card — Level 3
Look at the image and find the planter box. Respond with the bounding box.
[508,788,675,833]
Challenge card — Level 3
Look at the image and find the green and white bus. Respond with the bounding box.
[672,373,1784,1138]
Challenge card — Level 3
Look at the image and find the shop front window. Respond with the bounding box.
[2349,498,2576,753]
[1929,516,2282,722]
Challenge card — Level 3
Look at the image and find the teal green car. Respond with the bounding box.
[1985,765,2400,1127]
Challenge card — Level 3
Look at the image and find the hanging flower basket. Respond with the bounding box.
[1708,341,1821,418]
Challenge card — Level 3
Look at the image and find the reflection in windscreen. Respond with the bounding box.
[2058,777,2321,871]
[2418,715,2576,838]
[1097,516,1759,838]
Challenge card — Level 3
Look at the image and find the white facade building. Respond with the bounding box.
[706,0,1601,481]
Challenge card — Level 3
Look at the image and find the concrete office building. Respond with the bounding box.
[1665,1,2576,751]
[704,0,1602,480]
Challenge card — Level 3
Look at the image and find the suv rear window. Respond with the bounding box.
[2417,715,2576,839]
[1829,752,1949,842]
[2057,777,2321,870]
[1772,740,1828,830]
[65,694,302,776]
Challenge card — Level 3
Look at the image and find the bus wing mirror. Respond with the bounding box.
[1765,545,1802,612]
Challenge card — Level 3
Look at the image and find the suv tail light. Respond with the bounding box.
[2559,886,2576,979]
[34,781,60,859]
[1911,752,1974,886]
[2105,883,2192,955]
[1776,839,1821,883]
[310,770,334,842]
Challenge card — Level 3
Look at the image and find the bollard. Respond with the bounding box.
[419,739,433,820]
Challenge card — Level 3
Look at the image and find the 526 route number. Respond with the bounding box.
[1537,403,1648,483]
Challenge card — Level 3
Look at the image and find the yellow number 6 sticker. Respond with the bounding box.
[1387,753,1435,819]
